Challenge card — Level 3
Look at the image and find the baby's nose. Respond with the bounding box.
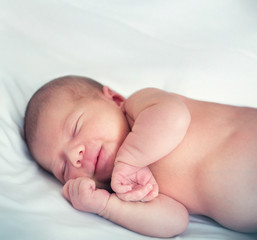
[68,145,85,168]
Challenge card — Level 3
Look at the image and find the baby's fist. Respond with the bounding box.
[62,177,110,214]
[111,162,159,202]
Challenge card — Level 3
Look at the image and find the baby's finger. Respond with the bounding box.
[141,183,159,202]
[111,177,132,194]
[116,184,153,202]
[79,177,96,193]
[62,180,72,201]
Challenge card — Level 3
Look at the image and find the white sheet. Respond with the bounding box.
[1,0,257,239]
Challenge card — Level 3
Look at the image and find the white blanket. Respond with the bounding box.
[1,0,257,239]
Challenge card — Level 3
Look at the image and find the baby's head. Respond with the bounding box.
[24,75,130,188]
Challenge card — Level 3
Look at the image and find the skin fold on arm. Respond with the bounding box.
[111,88,191,201]
[63,176,189,238]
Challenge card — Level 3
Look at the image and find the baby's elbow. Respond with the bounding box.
[177,102,191,132]
[175,208,189,236]
[164,207,189,238]
[155,196,189,238]
[169,106,191,147]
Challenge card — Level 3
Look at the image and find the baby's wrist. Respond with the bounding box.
[98,193,115,218]
[115,149,143,168]
[115,158,143,169]
[115,158,131,166]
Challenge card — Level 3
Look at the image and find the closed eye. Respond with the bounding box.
[73,119,79,137]
[73,113,83,137]
[62,161,67,183]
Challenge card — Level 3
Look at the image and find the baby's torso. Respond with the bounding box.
[150,97,257,229]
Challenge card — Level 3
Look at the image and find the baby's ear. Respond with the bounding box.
[102,86,125,107]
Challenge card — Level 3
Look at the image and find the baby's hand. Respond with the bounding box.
[111,162,159,202]
[62,177,110,214]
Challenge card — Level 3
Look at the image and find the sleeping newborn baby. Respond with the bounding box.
[24,75,257,238]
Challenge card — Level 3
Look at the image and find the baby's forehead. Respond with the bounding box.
[40,82,96,113]
[48,85,79,103]
[36,88,74,120]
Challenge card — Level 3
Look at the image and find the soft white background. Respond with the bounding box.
[0,0,257,239]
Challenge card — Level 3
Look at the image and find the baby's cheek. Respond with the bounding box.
[68,166,92,182]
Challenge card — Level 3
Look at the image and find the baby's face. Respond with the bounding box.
[32,87,130,188]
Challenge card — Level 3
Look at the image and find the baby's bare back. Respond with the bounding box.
[150,97,257,232]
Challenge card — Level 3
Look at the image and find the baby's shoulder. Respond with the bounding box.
[124,88,190,122]
[126,88,180,108]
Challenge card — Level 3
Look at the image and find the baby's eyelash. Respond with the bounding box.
[72,113,83,137]
[73,120,79,136]
[62,162,66,181]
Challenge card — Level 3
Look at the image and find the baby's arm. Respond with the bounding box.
[63,177,189,238]
[117,88,191,167]
[112,88,191,199]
